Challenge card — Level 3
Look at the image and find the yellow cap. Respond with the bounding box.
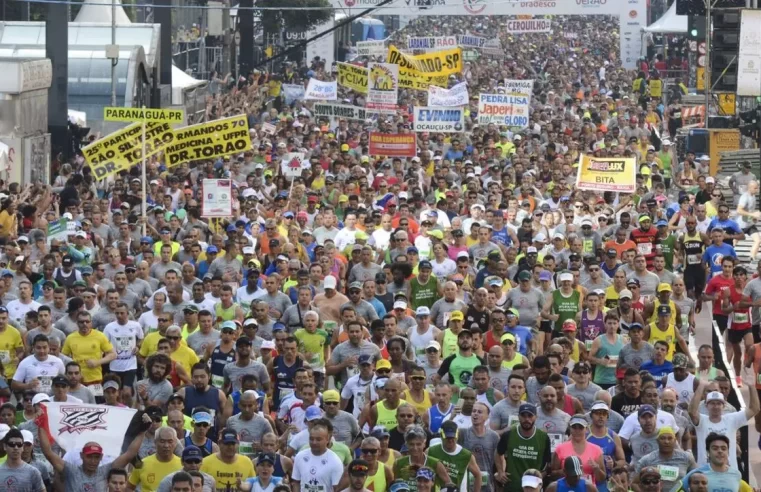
[657,426,675,437]
[657,283,672,293]
[449,311,464,322]
[376,359,392,371]
[339,195,349,203]
[323,389,340,403]
[500,333,516,344]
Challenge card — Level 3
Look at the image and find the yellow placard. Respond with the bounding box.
[717,93,736,116]
[337,63,369,94]
[103,107,184,123]
[83,121,175,180]
[575,154,637,193]
[398,68,450,90]
[697,67,705,91]
[709,129,740,176]
[166,114,251,167]
[386,45,463,77]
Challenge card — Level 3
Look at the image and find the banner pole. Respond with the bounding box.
[141,111,147,236]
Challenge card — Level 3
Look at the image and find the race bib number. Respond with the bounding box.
[89,383,104,397]
[239,441,255,457]
[606,355,618,368]
[585,340,593,350]
[687,254,701,265]
[508,414,519,429]
[549,433,565,452]
[658,465,679,481]
[39,376,52,394]
[637,243,653,255]
[115,336,135,354]
[733,312,749,324]
[0,351,10,364]
[211,374,224,389]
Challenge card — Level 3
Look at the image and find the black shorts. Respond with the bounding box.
[714,314,729,334]
[728,328,752,344]
[111,370,136,388]
[540,320,552,333]
[684,267,706,293]
[744,226,759,235]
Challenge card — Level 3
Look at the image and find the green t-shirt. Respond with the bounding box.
[443,353,484,389]
[659,234,677,270]
[393,455,443,492]
[427,444,472,488]
[498,428,552,492]
[410,276,438,310]
[294,328,329,370]
[552,289,580,334]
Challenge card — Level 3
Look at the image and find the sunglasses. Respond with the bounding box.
[158,318,169,322]
[411,376,426,381]
[575,370,590,375]
[5,442,22,448]
[167,336,181,340]
[641,479,659,485]
[361,448,379,454]
[376,369,391,375]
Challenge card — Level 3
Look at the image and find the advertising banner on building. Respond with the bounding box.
[477,93,530,128]
[368,132,417,157]
[413,107,465,132]
[575,154,637,193]
[166,114,251,167]
[738,9,761,96]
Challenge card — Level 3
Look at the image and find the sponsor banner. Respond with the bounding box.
[38,403,138,456]
[305,78,338,100]
[166,114,251,167]
[503,79,534,96]
[428,82,469,107]
[482,38,504,56]
[84,121,174,180]
[708,129,741,177]
[413,106,465,133]
[368,132,417,157]
[201,179,233,217]
[407,36,458,51]
[504,19,552,33]
[103,107,184,123]
[387,45,463,77]
[458,33,487,49]
[281,152,309,179]
[575,154,636,193]
[283,84,305,104]
[337,63,369,94]
[477,93,530,128]
[738,10,761,96]
[368,63,399,110]
[357,39,386,57]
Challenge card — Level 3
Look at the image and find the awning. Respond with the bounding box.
[643,3,688,33]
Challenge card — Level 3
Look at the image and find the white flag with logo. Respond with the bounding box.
[39,402,138,456]
[305,79,338,101]
[428,82,469,107]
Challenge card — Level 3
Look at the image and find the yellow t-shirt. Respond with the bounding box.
[201,453,256,491]
[62,330,114,383]
[152,240,181,258]
[0,326,24,378]
[294,328,329,369]
[139,332,187,359]
[128,455,182,492]
[170,344,200,376]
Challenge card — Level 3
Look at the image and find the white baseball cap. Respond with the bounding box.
[706,391,725,403]
[323,275,337,290]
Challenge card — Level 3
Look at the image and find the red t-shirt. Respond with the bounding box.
[705,274,734,316]
[729,285,751,330]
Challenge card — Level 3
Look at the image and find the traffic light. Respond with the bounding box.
[711,11,740,92]
[688,15,706,40]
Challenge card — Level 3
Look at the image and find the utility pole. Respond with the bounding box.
[222,0,231,75]
[110,0,117,106]
[705,0,711,130]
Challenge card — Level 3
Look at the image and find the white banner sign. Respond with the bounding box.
[357,40,386,57]
[503,79,534,96]
[40,403,137,456]
[407,36,458,51]
[505,19,552,33]
[428,82,469,107]
[368,63,399,110]
[202,179,233,217]
[477,93,530,128]
[458,33,487,49]
[738,10,761,97]
[482,38,504,56]
[413,107,465,133]
[281,152,309,178]
[305,79,338,100]
[283,84,305,104]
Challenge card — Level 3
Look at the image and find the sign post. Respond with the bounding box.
[103,107,185,234]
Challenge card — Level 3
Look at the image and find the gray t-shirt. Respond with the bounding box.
[208,256,243,280]
[63,461,113,492]
[0,461,46,491]
[487,367,512,393]
[430,298,468,328]
[157,470,216,492]
[347,263,382,284]
[25,327,67,348]
[458,426,501,492]
[257,292,292,320]
[326,410,360,446]
[629,430,659,465]
[339,301,379,324]
[743,278,761,326]
[626,271,660,298]
[525,376,548,405]
[187,329,221,357]
[737,193,757,229]
[489,398,521,431]
[505,287,545,327]
[42,303,67,322]
[567,382,603,411]
[223,360,270,392]
[54,315,79,336]
[69,385,96,404]
[655,269,676,286]
[225,413,274,459]
[150,261,182,281]
[618,342,655,372]
[137,378,174,407]
[636,449,694,491]
[127,278,153,300]
[536,407,571,435]
[329,340,381,387]
[92,308,116,331]
[468,241,500,265]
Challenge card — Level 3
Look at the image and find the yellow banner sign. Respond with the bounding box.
[717,93,736,116]
[398,68,450,91]
[709,129,740,176]
[103,107,185,123]
[84,121,175,180]
[575,154,636,193]
[337,63,369,94]
[387,45,463,77]
[166,114,251,167]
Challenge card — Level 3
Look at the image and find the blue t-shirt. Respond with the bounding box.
[505,325,533,356]
[681,464,742,492]
[600,261,620,278]
[639,360,673,386]
[492,227,513,247]
[703,243,737,278]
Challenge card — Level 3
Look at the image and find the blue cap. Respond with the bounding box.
[638,404,657,417]
[220,429,238,443]
[80,266,93,276]
[359,354,374,365]
[160,228,171,234]
[192,411,212,425]
[416,467,435,481]
[220,320,237,332]
[655,219,668,227]
[0,270,13,278]
[657,304,671,316]
[406,246,419,254]
[389,481,411,492]
[305,405,322,421]
[226,224,237,232]
[140,236,154,244]
[206,246,218,254]
[371,426,390,438]
[284,211,295,219]
[273,322,286,332]
[182,446,203,461]
[418,260,433,270]
[257,452,276,465]
[519,403,537,416]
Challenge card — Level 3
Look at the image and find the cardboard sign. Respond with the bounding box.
[428,82,469,107]
[356,40,386,57]
[280,152,309,178]
[166,114,251,167]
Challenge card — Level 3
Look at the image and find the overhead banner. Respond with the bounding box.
[407,36,458,51]
[357,40,386,57]
[337,63,369,94]
[368,63,399,110]
[505,19,552,33]
[283,84,305,104]
[387,45,463,77]
[84,121,174,180]
[477,93,530,128]
[368,132,417,157]
[738,9,761,97]
[575,154,637,193]
[503,79,534,96]
[428,82,469,107]
[413,107,465,133]
[305,78,338,100]
[201,179,233,218]
[281,152,309,179]
[166,114,251,166]
[458,33,487,49]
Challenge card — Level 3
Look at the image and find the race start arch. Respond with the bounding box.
[330,0,645,69]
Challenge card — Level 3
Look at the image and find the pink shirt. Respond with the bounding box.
[554,440,603,482]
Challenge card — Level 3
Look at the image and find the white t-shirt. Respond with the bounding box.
[103,321,144,372]
[340,374,373,419]
[618,409,679,440]
[6,299,41,328]
[138,311,161,335]
[292,448,344,492]
[12,355,65,394]
[695,410,748,469]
